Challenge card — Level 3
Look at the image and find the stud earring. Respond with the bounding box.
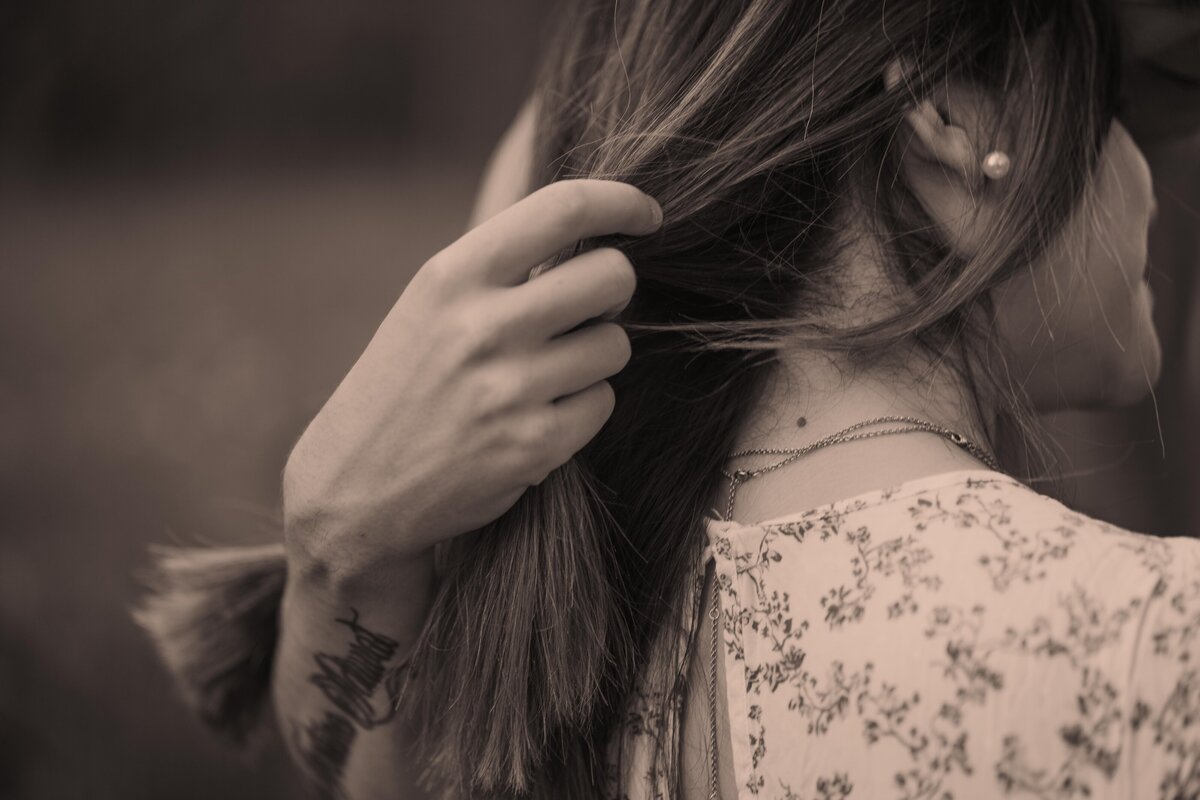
[981,150,1011,180]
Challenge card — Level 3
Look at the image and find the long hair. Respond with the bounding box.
[135,1,1122,798]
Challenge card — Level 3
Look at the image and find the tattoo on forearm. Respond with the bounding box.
[310,608,402,728]
[291,607,409,798]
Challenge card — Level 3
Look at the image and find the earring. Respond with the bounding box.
[981,150,1011,180]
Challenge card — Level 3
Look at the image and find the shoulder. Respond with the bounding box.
[709,473,1200,796]
[897,472,1200,588]
[709,470,1200,585]
[709,468,1200,679]
[944,477,1200,794]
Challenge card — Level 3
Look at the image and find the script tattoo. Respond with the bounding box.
[293,608,407,798]
[310,607,401,729]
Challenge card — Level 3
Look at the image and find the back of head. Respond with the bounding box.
[408,2,1124,797]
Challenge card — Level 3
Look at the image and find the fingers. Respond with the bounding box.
[525,321,631,401]
[543,380,616,469]
[452,179,662,286]
[507,247,637,340]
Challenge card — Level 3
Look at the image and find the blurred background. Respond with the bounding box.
[0,2,1196,799]
[0,2,550,797]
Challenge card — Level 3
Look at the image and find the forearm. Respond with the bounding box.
[272,548,436,799]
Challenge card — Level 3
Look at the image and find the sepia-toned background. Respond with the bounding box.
[0,2,550,797]
[0,2,1196,798]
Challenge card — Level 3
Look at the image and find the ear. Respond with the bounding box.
[884,60,979,178]
[883,60,1004,255]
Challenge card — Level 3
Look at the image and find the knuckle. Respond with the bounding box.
[420,249,455,291]
[522,412,561,467]
[471,364,526,412]
[449,303,506,359]
[489,299,525,337]
[471,236,506,273]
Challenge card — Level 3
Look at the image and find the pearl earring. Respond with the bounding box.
[981,150,1011,180]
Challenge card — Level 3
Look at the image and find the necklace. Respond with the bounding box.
[702,415,999,799]
[717,415,1000,523]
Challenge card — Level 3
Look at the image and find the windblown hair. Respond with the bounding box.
[136,1,1123,798]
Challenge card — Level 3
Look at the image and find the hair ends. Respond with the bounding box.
[132,543,287,745]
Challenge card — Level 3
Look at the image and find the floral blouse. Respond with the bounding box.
[610,469,1200,800]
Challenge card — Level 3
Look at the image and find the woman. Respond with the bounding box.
[138,1,1200,798]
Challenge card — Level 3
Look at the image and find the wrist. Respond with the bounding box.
[280,546,436,651]
[284,491,433,583]
[287,531,435,604]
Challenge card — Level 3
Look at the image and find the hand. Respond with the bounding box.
[281,179,662,588]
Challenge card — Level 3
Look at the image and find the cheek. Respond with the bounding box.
[994,215,1160,411]
[993,122,1162,411]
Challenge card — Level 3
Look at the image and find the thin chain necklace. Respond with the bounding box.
[702,415,1000,799]
[717,415,1000,523]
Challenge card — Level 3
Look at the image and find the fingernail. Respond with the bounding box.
[647,196,663,229]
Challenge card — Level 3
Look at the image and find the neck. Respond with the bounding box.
[719,346,998,524]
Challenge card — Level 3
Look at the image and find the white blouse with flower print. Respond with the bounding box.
[608,470,1200,800]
